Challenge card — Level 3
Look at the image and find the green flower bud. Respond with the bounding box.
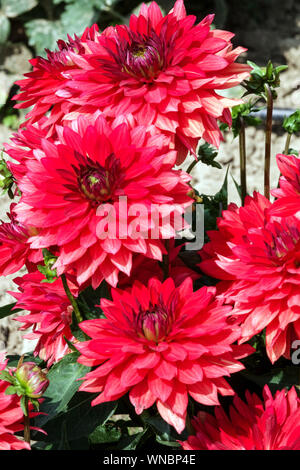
[15,362,49,399]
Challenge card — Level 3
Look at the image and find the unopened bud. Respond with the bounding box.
[15,362,49,399]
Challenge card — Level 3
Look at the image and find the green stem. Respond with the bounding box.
[186,159,199,175]
[106,8,127,23]
[238,116,247,204]
[264,84,273,200]
[284,133,292,155]
[41,0,54,21]
[24,397,31,445]
[61,274,83,324]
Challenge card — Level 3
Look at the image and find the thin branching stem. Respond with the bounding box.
[264,84,273,200]
[24,397,31,445]
[61,274,83,324]
[186,158,199,175]
[284,133,292,155]
[238,116,247,204]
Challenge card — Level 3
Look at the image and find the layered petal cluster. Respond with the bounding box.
[4,119,49,181]
[180,385,300,450]
[0,353,30,450]
[270,153,300,217]
[199,192,300,363]
[11,271,77,367]
[77,277,253,434]
[9,114,192,288]
[13,28,99,134]
[0,204,42,276]
[13,0,250,163]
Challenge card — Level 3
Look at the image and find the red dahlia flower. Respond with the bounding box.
[4,118,49,181]
[0,353,30,450]
[76,277,253,434]
[180,385,300,450]
[12,271,77,367]
[199,192,300,363]
[270,153,300,217]
[10,114,192,288]
[118,240,200,288]
[13,0,250,163]
[0,204,42,276]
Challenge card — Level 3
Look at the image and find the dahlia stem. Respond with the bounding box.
[107,9,127,23]
[24,397,31,445]
[264,84,273,200]
[186,159,199,175]
[61,274,83,324]
[238,116,247,204]
[284,133,292,155]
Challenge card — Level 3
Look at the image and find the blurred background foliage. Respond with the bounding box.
[0,0,298,129]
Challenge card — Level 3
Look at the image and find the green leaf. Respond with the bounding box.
[247,60,262,73]
[116,429,148,450]
[0,13,10,44]
[0,302,22,320]
[93,0,118,11]
[275,65,288,74]
[34,352,90,428]
[89,423,121,445]
[70,320,90,342]
[214,165,229,205]
[20,395,27,416]
[0,370,15,384]
[197,143,222,169]
[156,434,181,448]
[243,60,287,99]
[25,19,66,56]
[242,366,300,394]
[2,0,38,18]
[78,281,111,320]
[35,392,117,445]
[37,265,58,283]
[61,0,96,36]
[145,415,188,443]
[230,173,243,202]
[4,385,18,395]
[283,110,300,134]
[6,353,43,368]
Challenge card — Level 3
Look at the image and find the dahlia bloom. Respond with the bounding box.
[0,353,30,450]
[118,240,200,288]
[180,385,300,450]
[76,277,253,434]
[0,204,42,276]
[12,271,77,367]
[11,114,192,288]
[270,153,300,217]
[4,118,49,181]
[199,192,300,363]
[13,0,250,163]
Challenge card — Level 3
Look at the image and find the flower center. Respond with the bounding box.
[73,152,124,204]
[122,37,165,80]
[264,220,300,264]
[142,311,168,342]
[131,44,147,57]
[136,298,176,343]
[79,167,111,202]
